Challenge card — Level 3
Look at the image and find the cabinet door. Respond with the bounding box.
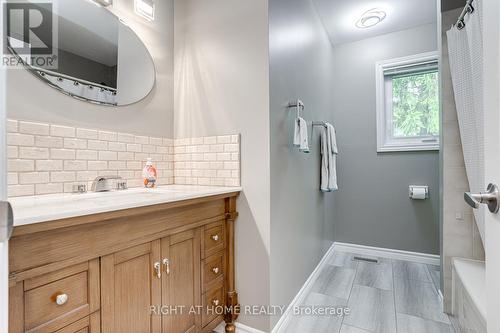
[101,241,161,333]
[161,229,201,333]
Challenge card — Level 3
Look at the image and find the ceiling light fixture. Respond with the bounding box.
[356,8,386,29]
[134,0,155,21]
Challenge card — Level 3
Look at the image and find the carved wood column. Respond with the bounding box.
[224,196,240,333]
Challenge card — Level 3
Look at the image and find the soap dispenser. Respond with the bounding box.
[142,158,157,188]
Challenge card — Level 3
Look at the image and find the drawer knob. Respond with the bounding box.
[212,234,219,242]
[55,293,69,306]
[212,267,220,274]
[212,299,220,306]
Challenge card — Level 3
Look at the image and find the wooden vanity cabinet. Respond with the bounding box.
[9,193,240,333]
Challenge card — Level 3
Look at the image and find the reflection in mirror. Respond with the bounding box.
[6,0,156,106]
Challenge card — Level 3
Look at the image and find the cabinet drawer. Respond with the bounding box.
[54,312,101,333]
[202,222,225,258]
[202,252,225,292]
[202,283,225,327]
[22,260,100,333]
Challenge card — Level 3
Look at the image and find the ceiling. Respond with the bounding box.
[313,0,438,46]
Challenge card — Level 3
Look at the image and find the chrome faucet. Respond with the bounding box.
[91,175,125,192]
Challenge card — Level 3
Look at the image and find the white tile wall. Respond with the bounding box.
[173,135,241,187]
[7,119,241,197]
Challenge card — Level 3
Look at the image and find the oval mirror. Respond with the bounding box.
[5,0,156,106]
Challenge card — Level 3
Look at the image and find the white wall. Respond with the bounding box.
[173,0,270,330]
[6,0,174,138]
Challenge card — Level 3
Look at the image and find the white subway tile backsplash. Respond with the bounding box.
[108,142,127,152]
[98,131,117,141]
[76,128,98,140]
[36,160,63,171]
[19,147,49,159]
[8,184,34,196]
[19,121,50,136]
[50,125,76,137]
[19,172,49,184]
[217,135,231,144]
[8,173,18,185]
[8,133,35,146]
[76,171,98,182]
[117,133,135,143]
[64,160,87,171]
[7,119,18,133]
[64,138,87,149]
[203,137,217,145]
[108,161,127,170]
[88,161,108,171]
[51,148,76,160]
[135,136,149,145]
[174,135,240,187]
[99,151,117,161]
[7,119,240,197]
[9,159,35,172]
[88,140,108,150]
[117,152,135,161]
[36,183,63,195]
[7,146,18,159]
[127,143,142,152]
[35,136,63,148]
[76,150,98,160]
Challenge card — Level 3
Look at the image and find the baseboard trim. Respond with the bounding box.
[271,243,336,333]
[215,322,267,333]
[333,242,441,266]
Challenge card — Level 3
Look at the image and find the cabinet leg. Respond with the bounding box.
[224,290,240,333]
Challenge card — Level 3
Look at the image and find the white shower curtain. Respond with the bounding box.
[447,0,485,243]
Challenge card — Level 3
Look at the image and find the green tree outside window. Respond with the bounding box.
[391,71,439,138]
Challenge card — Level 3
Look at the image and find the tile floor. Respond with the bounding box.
[284,251,455,333]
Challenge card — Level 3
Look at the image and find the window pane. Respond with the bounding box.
[391,71,439,138]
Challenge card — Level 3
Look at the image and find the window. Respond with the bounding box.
[376,52,440,152]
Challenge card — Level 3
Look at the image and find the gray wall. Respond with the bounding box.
[173,0,271,331]
[269,0,336,327]
[332,23,441,254]
[6,0,174,138]
[442,0,464,11]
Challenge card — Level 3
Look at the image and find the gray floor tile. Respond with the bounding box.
[397,313,455,333]
[354,261,393,291]
[285,293,347,333]
[394,277,450,324]
[327,251,358,269]
[426,265,441,292]
[393,260,432,282]
[339,324,372,333]
[311,264,356,300]
[343,285,397,333]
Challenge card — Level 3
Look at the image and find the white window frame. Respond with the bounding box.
[375,52,440,153]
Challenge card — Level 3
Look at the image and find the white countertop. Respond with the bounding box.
[10,185,241,227]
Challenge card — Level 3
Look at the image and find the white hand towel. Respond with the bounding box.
[293,117,309,153]
[327,124,338,191]
[320,127,329,192]
[320,123,338,192]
